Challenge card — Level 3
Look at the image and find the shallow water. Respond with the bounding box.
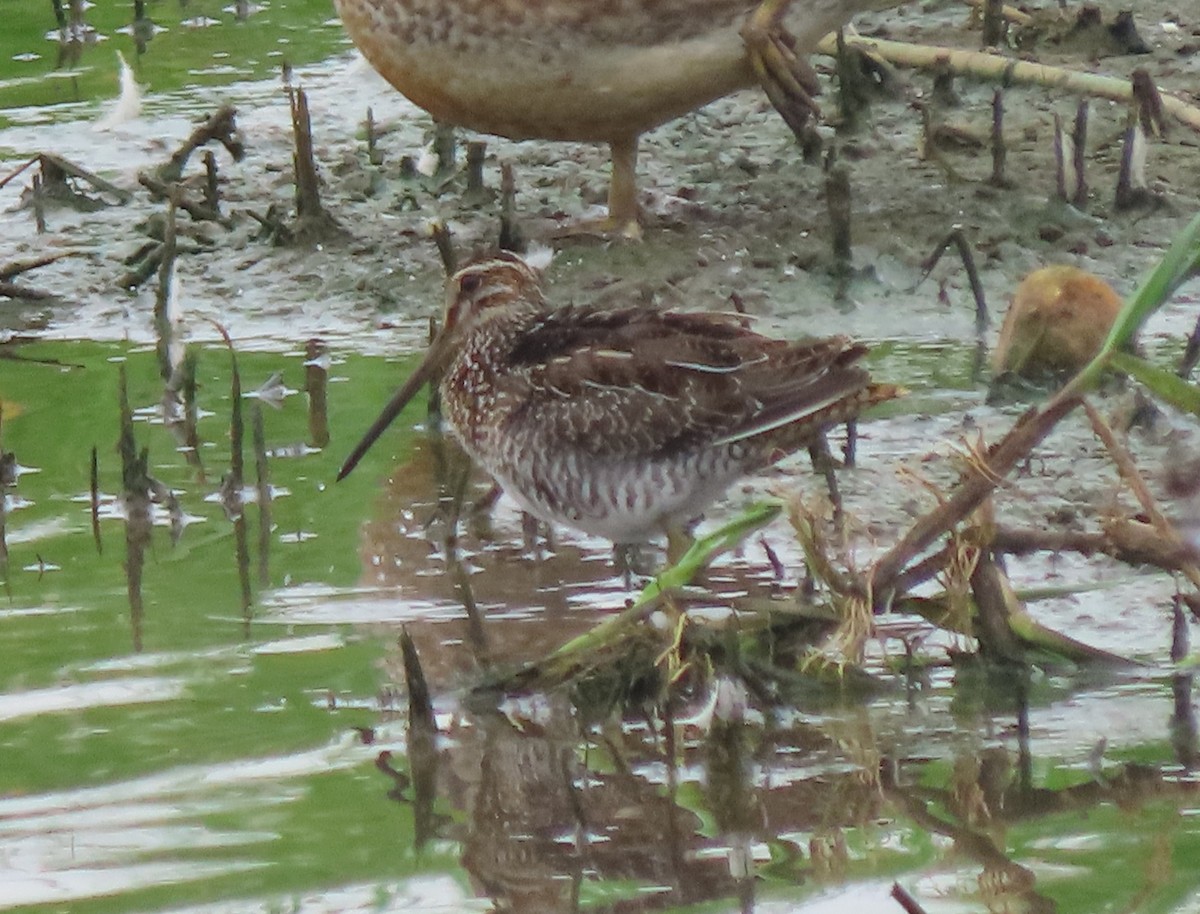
[3,3,1200,913]
[0,338,1194,914]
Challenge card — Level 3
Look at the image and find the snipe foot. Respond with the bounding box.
[613,542,658,588]
[742,0,823,136]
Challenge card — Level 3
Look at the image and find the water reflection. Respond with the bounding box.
[0,338,1196,912]
[355,439,1200,912]
[379,654,1200,912]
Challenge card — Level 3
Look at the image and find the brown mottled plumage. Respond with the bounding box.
[339,253,898,543]
[333,0,886,234]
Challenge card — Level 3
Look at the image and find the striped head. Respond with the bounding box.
[336,251,545,481]
[442,252,547,341]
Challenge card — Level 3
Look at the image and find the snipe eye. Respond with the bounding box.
[459,273,483,295]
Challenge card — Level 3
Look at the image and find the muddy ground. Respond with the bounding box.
[0,3,1195,347]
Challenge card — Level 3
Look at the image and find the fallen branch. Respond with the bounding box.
[870,392,1081,597]
[25,152,131,203]
[138,172,234,228]
[817,33,1200,132]
[0,251,80,281]
[1082,399,1200,592]
[156,104,244,184]
[0,280,59,301]
[993,522,1196,572]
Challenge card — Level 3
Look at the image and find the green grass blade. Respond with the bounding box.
[1076,211,1200,389]
[1110,350,1200,417]
[543,501,784,661]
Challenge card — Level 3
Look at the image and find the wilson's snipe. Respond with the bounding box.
[339,253,898,544]
[333,0,885,235]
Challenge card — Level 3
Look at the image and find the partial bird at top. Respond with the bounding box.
[333,0,890,236]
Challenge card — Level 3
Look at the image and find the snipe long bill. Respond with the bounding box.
[338,253,899,544]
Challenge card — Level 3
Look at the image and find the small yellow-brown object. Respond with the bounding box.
[992,265,1123,376]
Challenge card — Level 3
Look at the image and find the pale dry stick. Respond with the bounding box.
[1081,399,1200,593]
[816,34,1200,133]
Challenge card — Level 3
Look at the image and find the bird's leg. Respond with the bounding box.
[521,510,542,558]
[605,134,642,239]
[553,134,643,239]
[741,0,823,137]
[665,525,692,567]
[807,435,844,530]
[612,543,642,588]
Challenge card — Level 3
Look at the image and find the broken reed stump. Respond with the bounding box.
[1071,100,1089,207]
[1051,101,1090,205]
[211,322,254,625]
[153,196,178,383]
[988,89,1010,188]
[1114,123,1155,211]
[1131,67,1168,138]
[202,150,220,214]
[834,29,872,132]
[288,86,343,244]
[432,122,456,176]
[824,161,852,296]
[304,338,330,449]
[498,162,523,253]
[365,106,382,165]
[118,365,152,653]
[465,141,486,197]
[981,0,1006,47]
[252,404,271,588]
[32,173,45,234]
[429,220,456,276]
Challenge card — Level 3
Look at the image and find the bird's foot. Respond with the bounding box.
[742,0,823,137]
[551,210,643,241]
[551,134,644,240]
[612,542,659,585]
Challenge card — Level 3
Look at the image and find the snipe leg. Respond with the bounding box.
[742,0,823,136]
[665,526,692,567]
